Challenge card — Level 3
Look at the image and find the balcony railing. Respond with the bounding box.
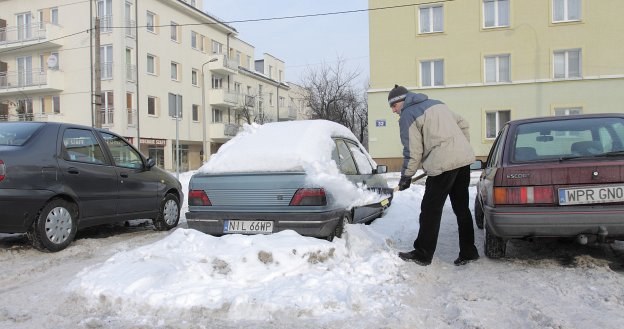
[126,64,136,82]
[125,19,136,38]
[207,54,239,75]
[100,109,114,125]
[101,62,113,80]
[127,108,136,126]
[0,22,64,51]
[0,70,47,89]
[98,15,113,33]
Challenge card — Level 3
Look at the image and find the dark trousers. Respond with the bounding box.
[413,165,478,261]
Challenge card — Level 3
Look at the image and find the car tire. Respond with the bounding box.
[484,225,506,259]
[474,197,484,230]
[28,199,78,252]
[328,211,353,241]
[153,193,180,231]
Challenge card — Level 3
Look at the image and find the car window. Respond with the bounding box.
[512,117,624,162]
[0,122,43,146]
[346,141,374,174]
[100,132,143,169]
[334,139,358,175]
[486,124,507,168]
[62,129,107,165]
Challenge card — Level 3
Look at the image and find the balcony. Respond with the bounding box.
[278,105,298,121]
[0,22,64,51]
[0,112,64,122]
[208,89,239,108]
[207,54,238,75]
[0,69,64,96]
[127,108,136,126]
[208,122,239,142]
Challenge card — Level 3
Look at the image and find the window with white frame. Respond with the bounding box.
[211,75,223,89]
[554,106,582,116]
[486,110,510,139]
[483,0,509,28]
[419,5,443,33]
[53,96,60,113]
[484,54,510,83]
[168,93,182,118]
[191,69,198,86]
[212,40,223,54]
[191,31,198,49]
[146,54,156,74]
[171,62,179,81]
[553,49,581,79]
[51,8,58,24]
[146,11,155,33]
[420,60,444,87]
[553,0,581,22]
[148,96,157,116]
[192,104,199,121]
[212,108,223,123]
[170,22,179,42]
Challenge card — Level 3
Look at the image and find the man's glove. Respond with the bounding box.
[398,175,412,191]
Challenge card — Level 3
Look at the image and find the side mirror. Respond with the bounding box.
[145,157,156,169]
[374,165,388,174]
[470,160,484,170]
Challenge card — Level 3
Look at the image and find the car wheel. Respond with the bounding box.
[328,211,353,241]
[484,225,506,259]
[153,193,180,231]
[474,197,484,230]
[28,199,78,252]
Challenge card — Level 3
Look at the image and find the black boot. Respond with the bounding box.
[398,250,431,266]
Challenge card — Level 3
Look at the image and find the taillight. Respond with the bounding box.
[290,188,327,206]
[0,160,5,182]
[494,186,554,205]
[188,189,211,206]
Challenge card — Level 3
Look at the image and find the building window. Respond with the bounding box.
[484,54,510,83]
[212,40,223,54]
[168,93,182,118]
[483,0,509,28]
[171,62,179,81]
[554,107,582,116]
[211,75,223,89]
[212,108,223,123]
[146,11,155,33]
[486,110,510,139]
[100,91,114,125]
[419,5,443,33]
[148,96,157,116]
[51,8,59,24]
[191,31,198,49]
[170,22,179,42]
[192,69,198,86]
[100,44,113,80]
[553,0,581,22]
[420,60,444,87]
[53,96,60,113]
[192,104,199,122]
[147,54,156,74]
[554,49,581,79]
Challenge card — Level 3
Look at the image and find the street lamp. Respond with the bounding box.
[201,57,218,164]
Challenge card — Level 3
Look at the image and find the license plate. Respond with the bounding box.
[558,184,624,205]
[223,220,273,234]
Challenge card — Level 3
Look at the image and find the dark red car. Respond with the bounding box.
[474,114,624,258]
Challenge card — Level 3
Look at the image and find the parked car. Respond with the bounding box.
[474,113,624,258]
[0,121,183,252]
[186,120,393,241]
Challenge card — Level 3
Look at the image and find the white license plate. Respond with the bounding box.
[223,220,273,234]
[558,184,624,205]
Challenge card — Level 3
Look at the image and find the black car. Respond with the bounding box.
[474,114,624,258]
[0,121,183,252]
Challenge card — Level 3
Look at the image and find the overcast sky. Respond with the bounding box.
[202,0,370,87]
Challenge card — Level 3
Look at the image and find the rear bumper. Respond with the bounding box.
[0,189,54,233]
[185,209,344,238]
[484,204,624,239]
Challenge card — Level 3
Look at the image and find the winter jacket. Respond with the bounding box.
[399,92,475,177]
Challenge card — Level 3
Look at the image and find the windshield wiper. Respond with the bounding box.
[604,151,624,157]
[560,150,624,161]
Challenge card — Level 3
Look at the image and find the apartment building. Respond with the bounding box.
[0,0,307,171]
[368,0,624,169]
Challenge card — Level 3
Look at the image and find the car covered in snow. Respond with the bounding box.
[0,121,183,252]
[474,113,624,258]
[186,120,392,241]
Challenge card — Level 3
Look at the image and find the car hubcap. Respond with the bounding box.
[163,199,179,225]
[45,207,72,244]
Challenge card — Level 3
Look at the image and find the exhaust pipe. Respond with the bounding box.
[576,234,588,245]
[598,226,608,243]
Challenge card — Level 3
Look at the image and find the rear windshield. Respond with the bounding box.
[0,122,44,146]
[512,117,624,162]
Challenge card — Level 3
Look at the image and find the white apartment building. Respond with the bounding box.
[0,0,307,171]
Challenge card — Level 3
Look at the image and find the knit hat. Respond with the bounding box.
[388,84,408,106]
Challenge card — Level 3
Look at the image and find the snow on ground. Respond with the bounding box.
[1,171,624,329]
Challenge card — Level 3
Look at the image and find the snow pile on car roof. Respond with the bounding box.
[200,120,362,173]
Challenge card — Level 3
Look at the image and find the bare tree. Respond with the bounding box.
[301,58,368,143]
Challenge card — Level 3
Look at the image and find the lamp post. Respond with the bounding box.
[201,57,218,164]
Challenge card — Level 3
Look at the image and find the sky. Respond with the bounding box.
[202,0,370,87]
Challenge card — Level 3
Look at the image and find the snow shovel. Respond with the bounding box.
[393,172,427,192]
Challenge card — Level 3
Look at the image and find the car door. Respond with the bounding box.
[58,127,118,221]
[99,132,159,217]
